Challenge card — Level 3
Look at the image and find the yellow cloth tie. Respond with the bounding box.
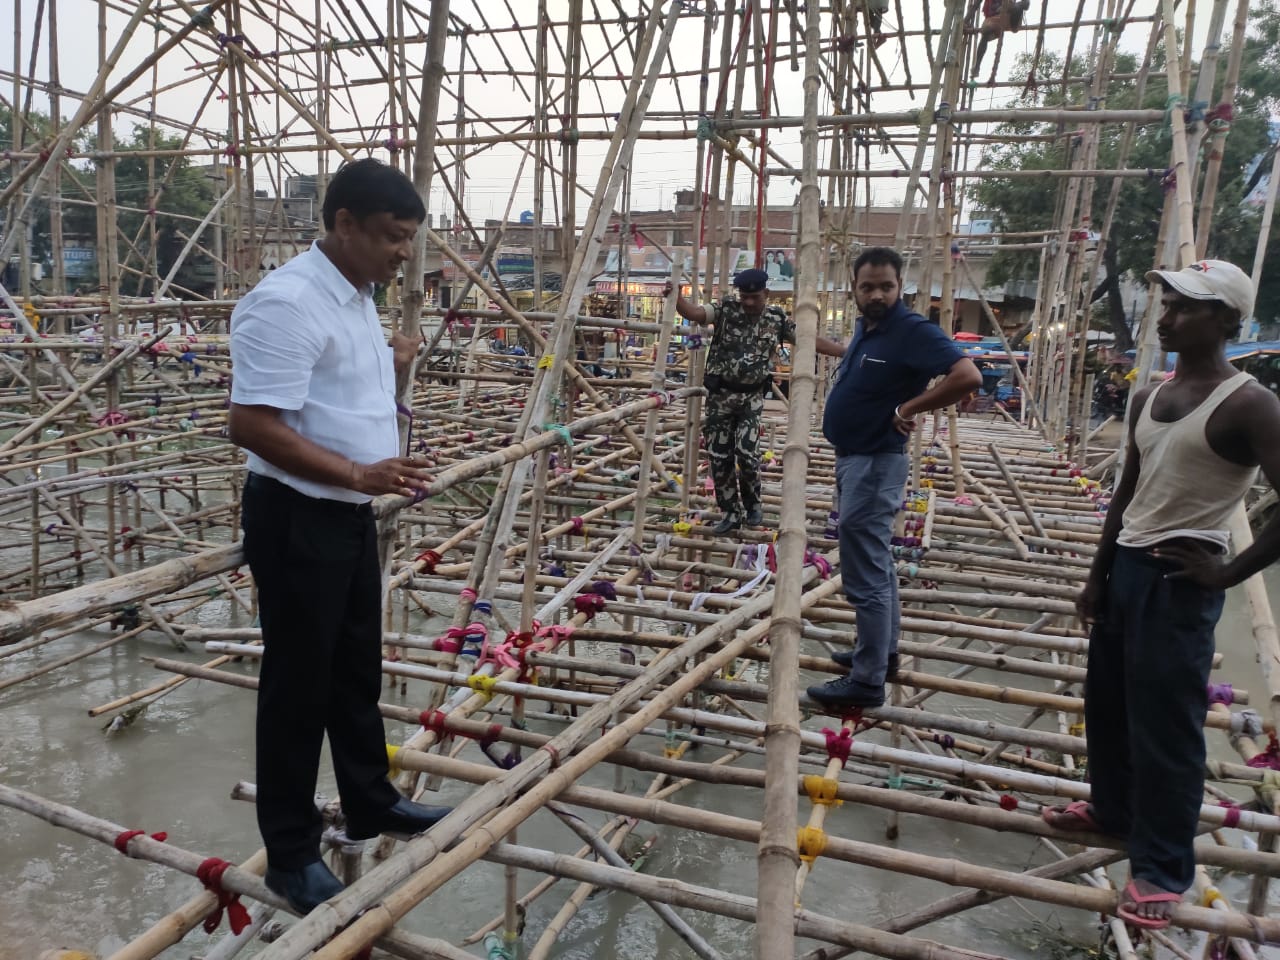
[671,521,692,535]
[797,826,828,863]
[803,775,843,808]
[467,674,498,700]
[1069,722,1085,737]
[537,354,554,369]
[386,743,402,778]
[1201,886,1226,908]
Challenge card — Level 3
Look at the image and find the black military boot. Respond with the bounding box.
[711,513,741,536]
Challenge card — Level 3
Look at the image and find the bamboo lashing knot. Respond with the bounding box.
[1207,102,1234,134]
[796,826,827,864]
[573,593,607,619]
[196,857,252,935]
[804,550,831,579]
[415,549,442,573]
[1202,886,1227,909]
[823,510,839,539]
[386,744,401,778]
[1247,731,1280,769]
[1218,801,1242,829]
[537,354,554,369]
[664,728,685,759]
[821,726,854,767]
[1207,682,1235,706]
[671,520,692,535]
[113,828,168,855]
[695,115,713,141]
[803,775,842,808]
[541,423,574,449]
[540,742,562,768]
[467,675,498,700]
[432,626,466,654]
[459,587,478,604]
[998,794,1018,811]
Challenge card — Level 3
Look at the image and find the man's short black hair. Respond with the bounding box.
[853,246,904,281]
[322,158,426,231]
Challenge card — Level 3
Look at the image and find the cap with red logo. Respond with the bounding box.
[1144,259,1255,318]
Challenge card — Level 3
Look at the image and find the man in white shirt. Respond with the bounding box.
[229,158,450,915]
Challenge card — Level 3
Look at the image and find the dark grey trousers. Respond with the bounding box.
[1084,544,1224,893]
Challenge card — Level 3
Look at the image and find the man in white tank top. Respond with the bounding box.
[1041,260,1280,929]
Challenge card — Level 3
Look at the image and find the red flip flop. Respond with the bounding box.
[1116,879,1182,930]
[1040,800,1103,832]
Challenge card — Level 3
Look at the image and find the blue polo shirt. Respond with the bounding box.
[822,300,965,455]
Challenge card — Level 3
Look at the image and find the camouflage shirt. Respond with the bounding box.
[704,299,795,386]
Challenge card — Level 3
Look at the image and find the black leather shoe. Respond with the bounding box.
[711,514,740,535]
[806,673,885,710]
[831,650,899,679]
[346,796,453,842]
[264,860,344,915]
[743,507,764,526]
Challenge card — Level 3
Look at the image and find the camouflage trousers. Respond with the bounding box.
[704,389,765,518]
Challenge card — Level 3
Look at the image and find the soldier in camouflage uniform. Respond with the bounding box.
[669,268,845,534]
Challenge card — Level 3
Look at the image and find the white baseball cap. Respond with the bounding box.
[1144,259,1255,319]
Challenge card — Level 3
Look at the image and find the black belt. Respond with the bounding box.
[709,379,768,394]
[245,472,372,514]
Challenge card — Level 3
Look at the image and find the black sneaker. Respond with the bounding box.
[743,507,764,526]
[711,514,741,535]
[831,651,900,679]
[806,674,885,710]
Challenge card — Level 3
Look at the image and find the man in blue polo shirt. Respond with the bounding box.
[808,246,981,710]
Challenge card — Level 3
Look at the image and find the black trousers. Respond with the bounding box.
[242,474,399,869]
[1084,545,1224,893]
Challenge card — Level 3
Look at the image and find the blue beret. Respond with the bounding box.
[733,268,769,293]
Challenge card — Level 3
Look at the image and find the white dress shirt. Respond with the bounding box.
[230,242,400,503]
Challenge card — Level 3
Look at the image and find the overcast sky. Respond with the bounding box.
[0,2,1231,226]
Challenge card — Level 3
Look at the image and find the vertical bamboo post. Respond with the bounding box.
[1160,0,1202,268]
[893,0,961,250]
[1195,0,1249,258]
[1246,133,1280,343]
[755,4,820,955]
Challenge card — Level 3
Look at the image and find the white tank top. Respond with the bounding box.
[1118,370,1258,550]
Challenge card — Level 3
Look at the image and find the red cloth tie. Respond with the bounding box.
[197,857,251,935]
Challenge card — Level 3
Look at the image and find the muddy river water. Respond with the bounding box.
[2,570,1278,959]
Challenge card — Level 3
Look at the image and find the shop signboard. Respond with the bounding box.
[593,280,687,296]
[63,246,95,278]
[601,245,740,277]
[495,247,535,275]
[731,247,796,280]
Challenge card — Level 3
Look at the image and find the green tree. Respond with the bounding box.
[972,5,1280,346]
[2,107,218,296]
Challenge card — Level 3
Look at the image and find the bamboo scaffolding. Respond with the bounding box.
[3,5,1278,959]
